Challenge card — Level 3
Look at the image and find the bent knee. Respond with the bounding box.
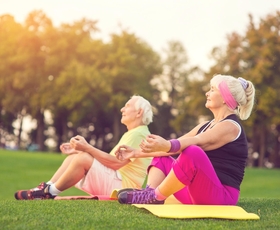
[75,151,94,168]
[179,145,206,160]
[183,145,202,152]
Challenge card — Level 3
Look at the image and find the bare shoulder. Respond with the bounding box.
[218,119,240,134]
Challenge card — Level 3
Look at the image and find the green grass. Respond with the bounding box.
[0,149,280,230]
[241,167,280,199]
[0,150,88,199]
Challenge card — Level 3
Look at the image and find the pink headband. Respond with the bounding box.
[218,81,238,110]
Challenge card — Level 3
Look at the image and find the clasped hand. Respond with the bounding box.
[140,134,170,153]
[60,143,76,155]
[60,135,89,154]
[115,134,170,161]
[69,135,89,152]
[115,145,136,161]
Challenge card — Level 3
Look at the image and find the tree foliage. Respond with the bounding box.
[1,10,280,168]
[0,10,161,152]
[207,11,280,167]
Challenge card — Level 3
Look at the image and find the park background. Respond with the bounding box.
[1,1,280,169]
[0,2,280,229]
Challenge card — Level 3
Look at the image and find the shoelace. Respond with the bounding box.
[131,188,156,204]
[36,182,46,190]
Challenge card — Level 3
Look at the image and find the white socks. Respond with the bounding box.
[48,184,62,196]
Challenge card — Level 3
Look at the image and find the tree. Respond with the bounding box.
[207,11,280,167]
[0,14,29,148]
[48,29,161,151]
[151,41,205,138]
[42,17,100,151]
[100,30,162,144]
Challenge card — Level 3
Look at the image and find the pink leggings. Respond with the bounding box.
[148,145,240,205]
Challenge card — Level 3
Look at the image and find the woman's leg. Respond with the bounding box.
[147,156,192,204]
[146,167,165,188]
[146,157,174,188]
[157,169,186,196]
[158,145,239,205]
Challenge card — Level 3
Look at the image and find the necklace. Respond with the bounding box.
[209,118,224,129]
[200,114,234,133]
[200,119,218,133]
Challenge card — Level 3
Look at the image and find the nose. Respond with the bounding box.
[120,107,124,112]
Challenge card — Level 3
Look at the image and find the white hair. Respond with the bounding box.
[131,95,153,125]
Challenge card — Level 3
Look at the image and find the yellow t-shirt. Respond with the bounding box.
[109,125,152,189]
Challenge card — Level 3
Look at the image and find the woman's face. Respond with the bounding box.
[205,85,224,109]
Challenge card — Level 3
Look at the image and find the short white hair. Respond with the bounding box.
[131,95,153,125]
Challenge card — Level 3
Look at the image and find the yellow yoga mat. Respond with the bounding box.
[111,189,259,220]
[132,204,260,220]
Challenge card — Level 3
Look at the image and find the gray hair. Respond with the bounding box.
[131,95,153,125]
[210,74,255,120]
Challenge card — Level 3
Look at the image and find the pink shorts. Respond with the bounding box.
[75,159,122,196]
[148,145,240,205]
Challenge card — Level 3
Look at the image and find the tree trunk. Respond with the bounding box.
[258,123,266,167]
[17,114,24,149]
[250,122,259,167]
[273,125,280,168]
[53,111,69,152]
[113,108,120,146]
[36,110,45,151]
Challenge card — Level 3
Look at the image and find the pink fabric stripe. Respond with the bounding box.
[218,81,237,110]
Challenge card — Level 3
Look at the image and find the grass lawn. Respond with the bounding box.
[0,149,279,229]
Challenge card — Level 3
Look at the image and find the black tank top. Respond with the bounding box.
[197,114,248,190]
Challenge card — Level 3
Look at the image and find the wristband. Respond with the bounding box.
[168,139,181,153]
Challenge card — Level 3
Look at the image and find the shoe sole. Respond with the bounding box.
[117,188,136,197]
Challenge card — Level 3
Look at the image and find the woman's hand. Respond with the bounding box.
[60,143,77,155]
[140,134,171,153]
[69,135,90,152]
[115,145,136,161]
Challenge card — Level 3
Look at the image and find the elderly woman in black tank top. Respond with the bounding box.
[115,74,256,205]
